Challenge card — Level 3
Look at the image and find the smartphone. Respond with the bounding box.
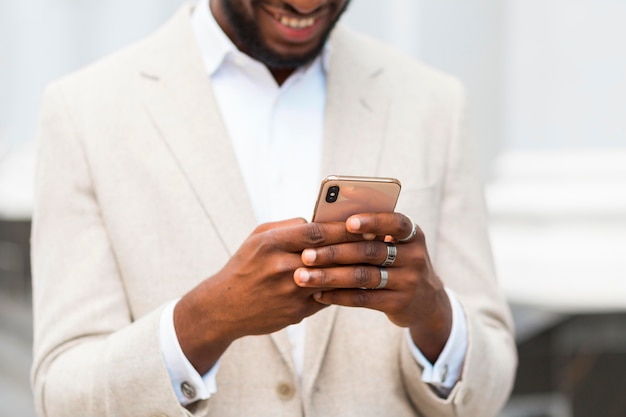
[312,175,401,222]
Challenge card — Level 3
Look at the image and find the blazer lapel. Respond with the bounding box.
[138,5,298,372]
[301,306,338,398]
[321,26,391,177]
[139,5,256,257]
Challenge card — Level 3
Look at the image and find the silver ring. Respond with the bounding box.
[398,217,418,242]
[381,242,397,266]
[374,267,388,289]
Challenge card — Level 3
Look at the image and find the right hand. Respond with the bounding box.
[173,218,358,374]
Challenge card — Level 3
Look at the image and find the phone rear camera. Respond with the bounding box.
[326,185,340,203]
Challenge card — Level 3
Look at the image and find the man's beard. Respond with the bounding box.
[222,0,350,69]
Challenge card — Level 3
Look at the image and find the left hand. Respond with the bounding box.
[294,212,452,362]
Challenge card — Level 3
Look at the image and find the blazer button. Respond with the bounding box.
[276,382,296,400]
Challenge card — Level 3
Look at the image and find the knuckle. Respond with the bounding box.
[413,254,428,272]
[325,244,338,262]
[265,260,281,276]
[305,223,326,245]
[406,248,428,272]
[353,291,370,307]
[268,257,291,276]
[362,241,379,261]
[257,230,279,252]
[354,267,371,286]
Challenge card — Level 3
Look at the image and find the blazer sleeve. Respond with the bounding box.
[30,82,192,417]
[398,82,517,417]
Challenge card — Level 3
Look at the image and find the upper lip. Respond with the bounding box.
[285,2,326,16]
[260,2,330,21]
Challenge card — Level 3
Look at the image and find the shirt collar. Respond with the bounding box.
[190,0,331,77]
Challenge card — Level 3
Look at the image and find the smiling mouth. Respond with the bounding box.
[279,15,315,29]
[260,3,329,30]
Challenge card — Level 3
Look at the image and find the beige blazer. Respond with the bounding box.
[31,4,516,417]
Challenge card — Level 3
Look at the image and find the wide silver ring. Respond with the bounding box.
[374,267,388,289]
[398,217,418,242]
[381,242,397,267]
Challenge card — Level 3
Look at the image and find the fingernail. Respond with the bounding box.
[348,217,361,231]
[363,233,376,241]
[302,249,317,263]
[298,269,310,284]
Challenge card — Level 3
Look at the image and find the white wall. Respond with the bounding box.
[0,0,186,148]
[505,0,626,150]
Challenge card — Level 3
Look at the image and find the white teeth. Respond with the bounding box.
[279,16,315,29]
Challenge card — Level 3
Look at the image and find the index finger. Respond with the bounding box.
[266,221,364,253]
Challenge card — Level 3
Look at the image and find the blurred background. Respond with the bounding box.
[1,0,625,416]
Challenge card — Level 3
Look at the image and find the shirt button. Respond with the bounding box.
[180,381,196,400]
[276,382,296,400]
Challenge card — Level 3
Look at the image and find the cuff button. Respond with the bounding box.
[181,381,197,400]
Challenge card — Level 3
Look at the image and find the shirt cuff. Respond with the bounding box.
[159,299,220,406]
[405,287,468,395]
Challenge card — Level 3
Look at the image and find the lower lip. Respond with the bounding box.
[276,20,320,43]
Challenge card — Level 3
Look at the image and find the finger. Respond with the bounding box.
[313,288,390,309]
[264,221,363,253]
[294,265,384,289]
[346,212,422,243]
[301,240,395,267]
[313,288,429,330]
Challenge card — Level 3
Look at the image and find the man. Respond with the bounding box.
[31,0,517,416]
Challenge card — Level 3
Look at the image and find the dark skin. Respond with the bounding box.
[174,0,453,375]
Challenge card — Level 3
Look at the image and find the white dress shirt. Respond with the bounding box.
[160,0,468,405]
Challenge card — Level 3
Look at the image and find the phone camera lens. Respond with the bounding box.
[326,185,340,203]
